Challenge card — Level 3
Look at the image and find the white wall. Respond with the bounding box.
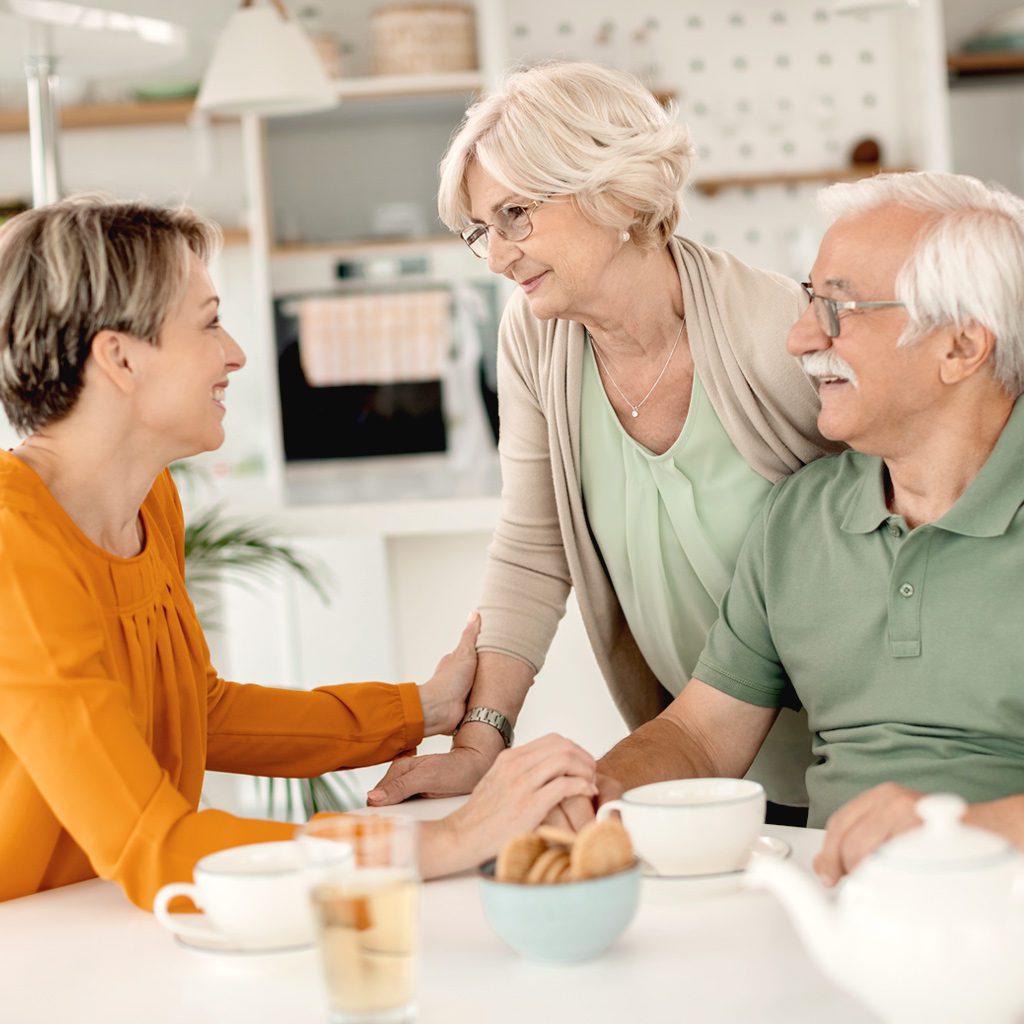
[0,120,247,224]
[949,81,1024,194]
[387,531,627,757]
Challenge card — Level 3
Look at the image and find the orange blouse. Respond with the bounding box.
[0,454,423,909]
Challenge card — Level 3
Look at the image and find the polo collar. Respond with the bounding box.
[840,456,890,535]
[935,396,1024,538]
[839,397,1024,538]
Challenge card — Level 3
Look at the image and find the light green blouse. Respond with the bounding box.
[581,340,811,806]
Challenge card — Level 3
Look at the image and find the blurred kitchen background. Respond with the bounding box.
[0,0,1020,807]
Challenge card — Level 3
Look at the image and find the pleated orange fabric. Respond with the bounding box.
[0,453,423,909]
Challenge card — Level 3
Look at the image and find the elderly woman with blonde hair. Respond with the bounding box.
[0,196,599,909]
[369,61,840,825]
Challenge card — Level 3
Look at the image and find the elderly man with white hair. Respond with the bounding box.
[595,170,1024,883]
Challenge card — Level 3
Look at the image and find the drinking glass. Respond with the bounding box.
[300,815,419,1024]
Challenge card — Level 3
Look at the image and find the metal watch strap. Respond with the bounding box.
[453,706,514,748]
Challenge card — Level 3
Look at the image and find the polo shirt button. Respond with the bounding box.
[889,524,902,537]
[899,582,915,598]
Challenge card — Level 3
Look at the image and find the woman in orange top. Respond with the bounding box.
[0,198,599,910]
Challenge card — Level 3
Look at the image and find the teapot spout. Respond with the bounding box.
[746,858,843,982]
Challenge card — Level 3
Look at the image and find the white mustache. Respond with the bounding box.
[800,351,859,388]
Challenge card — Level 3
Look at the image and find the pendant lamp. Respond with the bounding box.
[197,0,336,116]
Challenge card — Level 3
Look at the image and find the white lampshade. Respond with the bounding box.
[197,3,336,117]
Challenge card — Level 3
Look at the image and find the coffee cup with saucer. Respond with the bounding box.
[597,778,779,884]
[153,840,334,953]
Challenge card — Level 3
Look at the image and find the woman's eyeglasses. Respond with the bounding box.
[460,201,541,258]
[801,281,906,338]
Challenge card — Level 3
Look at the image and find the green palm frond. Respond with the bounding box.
[261,772,365,819]
[176,500,331,632]
[183,505,330,603]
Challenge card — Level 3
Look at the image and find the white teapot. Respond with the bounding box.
[747,793,1024,1024]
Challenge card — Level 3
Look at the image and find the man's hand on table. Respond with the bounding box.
[813,782,924,886]
[815,784,1024,887]
[419,735,598,877]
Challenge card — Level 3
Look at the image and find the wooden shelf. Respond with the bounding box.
[692,164,914,197]
[330,73,673,108]
[948,50,1024,78]
[220,226,250,247]
[0,99,215,135]
[272,235,459,257]
[0,75,484,135]
[333,71,483,101]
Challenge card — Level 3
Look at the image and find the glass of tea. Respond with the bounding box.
[300,815,419,1024]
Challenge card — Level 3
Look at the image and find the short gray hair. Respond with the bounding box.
[818,171,1024,397]
[438,60,696,250]
[0,195,221,434]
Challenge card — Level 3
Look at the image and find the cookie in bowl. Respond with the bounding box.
[479,819,640,963]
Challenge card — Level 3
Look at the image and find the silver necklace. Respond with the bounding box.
[588,318,685,418]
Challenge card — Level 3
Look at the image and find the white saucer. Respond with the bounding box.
[166,914,313,955]
[641,836,792,892]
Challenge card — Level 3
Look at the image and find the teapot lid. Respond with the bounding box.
[875,794,1011,869]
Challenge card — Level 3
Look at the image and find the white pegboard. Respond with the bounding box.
[497,0,947,278]
[504,1,912,174]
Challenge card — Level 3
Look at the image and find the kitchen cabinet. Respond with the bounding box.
[264,88,477,248]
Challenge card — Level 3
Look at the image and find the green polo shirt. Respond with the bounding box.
[695,397,1024,828]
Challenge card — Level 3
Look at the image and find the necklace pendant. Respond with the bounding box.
[630,408,639,418]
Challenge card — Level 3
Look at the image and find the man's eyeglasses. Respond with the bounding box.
[801,282,906,339]
[460,201,541,258]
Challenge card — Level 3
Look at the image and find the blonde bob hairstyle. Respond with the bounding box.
[438,61,696,251]
[0,195,221,435]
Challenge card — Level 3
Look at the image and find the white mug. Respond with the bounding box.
[597,779,766,876]
[153,840,324,950]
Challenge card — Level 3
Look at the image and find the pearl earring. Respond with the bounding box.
[621,230,631,242]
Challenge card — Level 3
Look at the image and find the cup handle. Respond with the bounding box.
[596,800,624,822]
[153,882,218,946]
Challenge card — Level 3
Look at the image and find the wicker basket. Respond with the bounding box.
[371,3,478,76]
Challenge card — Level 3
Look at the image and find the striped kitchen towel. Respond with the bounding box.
[296,290,451,386]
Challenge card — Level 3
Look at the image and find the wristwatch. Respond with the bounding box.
[453,706,514,748]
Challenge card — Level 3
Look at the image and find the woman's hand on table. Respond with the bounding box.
[415,612,480,739]
[368,744,494,805]
[419,735,598,878]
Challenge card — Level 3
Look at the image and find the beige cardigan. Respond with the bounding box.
[476,236,840,731]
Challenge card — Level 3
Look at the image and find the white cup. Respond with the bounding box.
[153,840,326,950]
[597,779,766,876]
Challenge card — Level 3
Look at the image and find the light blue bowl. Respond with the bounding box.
[478,860,641,963]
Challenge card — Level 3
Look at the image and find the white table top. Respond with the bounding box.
[1,799,874,1024]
